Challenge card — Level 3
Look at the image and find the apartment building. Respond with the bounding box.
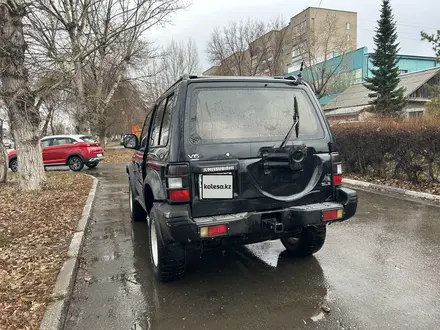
[203,7,357,76]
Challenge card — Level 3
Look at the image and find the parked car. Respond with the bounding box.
[8,135,104,172]
[3,138,12,149]
[120,134,129,145]
[123,74,358,282]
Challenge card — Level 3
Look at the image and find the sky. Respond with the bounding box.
[148,0,439,72]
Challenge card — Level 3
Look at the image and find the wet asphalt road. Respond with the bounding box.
[65,163,440,330]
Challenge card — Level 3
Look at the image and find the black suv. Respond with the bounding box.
[123,74,357,282]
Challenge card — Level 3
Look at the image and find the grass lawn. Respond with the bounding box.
[0,173,92,329]
[103,148,134,163]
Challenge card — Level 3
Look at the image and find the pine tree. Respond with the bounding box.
[364,0,406,115]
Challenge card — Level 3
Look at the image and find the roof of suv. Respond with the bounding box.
[164,74,304,94]
[41,135,92,140]
[183,74,302,83]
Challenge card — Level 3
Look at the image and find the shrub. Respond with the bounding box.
[332,118,440,183]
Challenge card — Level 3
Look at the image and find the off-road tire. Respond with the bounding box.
[68,156,84,172]
[129,183,146,222]
[149,210,186,282]
[281,225,327,257]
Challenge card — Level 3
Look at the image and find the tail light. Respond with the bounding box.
[77,142,100,147]
[169,189,190,202]
[322,209,343,221]
[166,164,190,203]
[332,155,343,186]
[200,224,228,238]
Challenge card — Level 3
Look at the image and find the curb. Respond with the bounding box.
[343,178,440,202]
[40,175,98,330]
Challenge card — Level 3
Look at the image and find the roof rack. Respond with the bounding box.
[181,74,198,80]
[163,74,199,94]
[274,75,303,85]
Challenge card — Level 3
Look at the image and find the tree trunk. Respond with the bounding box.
[11,121,45,190]
[0,119,6,183]
[0,142,7,183]
[0,0,46,191]
[41,105,54,137]
[98,127,107,150]
[427,160,439,183]
[50,112,55,135]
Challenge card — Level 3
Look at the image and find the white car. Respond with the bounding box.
[3,139,12,149]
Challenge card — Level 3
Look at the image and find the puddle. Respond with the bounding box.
[245,241,285,268]
[310,311,326,322]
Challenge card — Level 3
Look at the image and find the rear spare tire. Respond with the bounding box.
[149,209,186,282]
[281,225,326,257]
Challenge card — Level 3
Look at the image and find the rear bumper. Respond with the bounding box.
[154,187,357,245]
[85,156,104,163]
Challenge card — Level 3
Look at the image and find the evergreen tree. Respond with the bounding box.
[364,0,406,115]
[421,30,440,63]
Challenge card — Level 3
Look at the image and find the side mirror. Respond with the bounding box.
[123,134,139,149]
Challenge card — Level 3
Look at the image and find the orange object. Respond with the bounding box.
[131,124,141,137]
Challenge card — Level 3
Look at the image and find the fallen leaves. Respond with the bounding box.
[0,172,92,330]
[103,149,134,163]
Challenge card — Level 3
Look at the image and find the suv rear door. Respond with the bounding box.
[183,81,335,218]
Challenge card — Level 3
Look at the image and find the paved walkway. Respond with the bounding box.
[65,163,440,330]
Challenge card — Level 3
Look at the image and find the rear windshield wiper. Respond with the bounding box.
[279,96,300,148]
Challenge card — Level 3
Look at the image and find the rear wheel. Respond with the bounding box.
[149,210,186,282]
[86,161,99,169]
[129,184,146,222]
[68,156,84,172]
[9,158,18,172]
[281,225,327,257]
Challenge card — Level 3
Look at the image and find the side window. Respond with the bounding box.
[140,107,154,149]
[54,138,75,146]
[159,94,175,146]
[150,100,166,147]
[41,139,52,148]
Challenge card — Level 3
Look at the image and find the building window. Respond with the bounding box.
[408,111,423,119]
[347,35,350,41]
[346,23,350,30]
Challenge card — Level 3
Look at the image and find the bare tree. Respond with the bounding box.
[40,91,66,137]
[160,38,200,86]
[0,116,7,183]
[206,18,288,76]
[27,0,187,140]
[139,37,200,105]
[294,13,351,99]
[0,0,46,191]
[105,80,148,136]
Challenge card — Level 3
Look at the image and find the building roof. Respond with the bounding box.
[324,67,440,111]
[368,53,438,61]
[325,105,368,117]
[305,6,357,14]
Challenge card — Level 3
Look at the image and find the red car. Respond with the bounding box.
[8,135,104,172]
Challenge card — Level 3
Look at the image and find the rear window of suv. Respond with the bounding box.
[188,86,324,144]
[80,136,98,143]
